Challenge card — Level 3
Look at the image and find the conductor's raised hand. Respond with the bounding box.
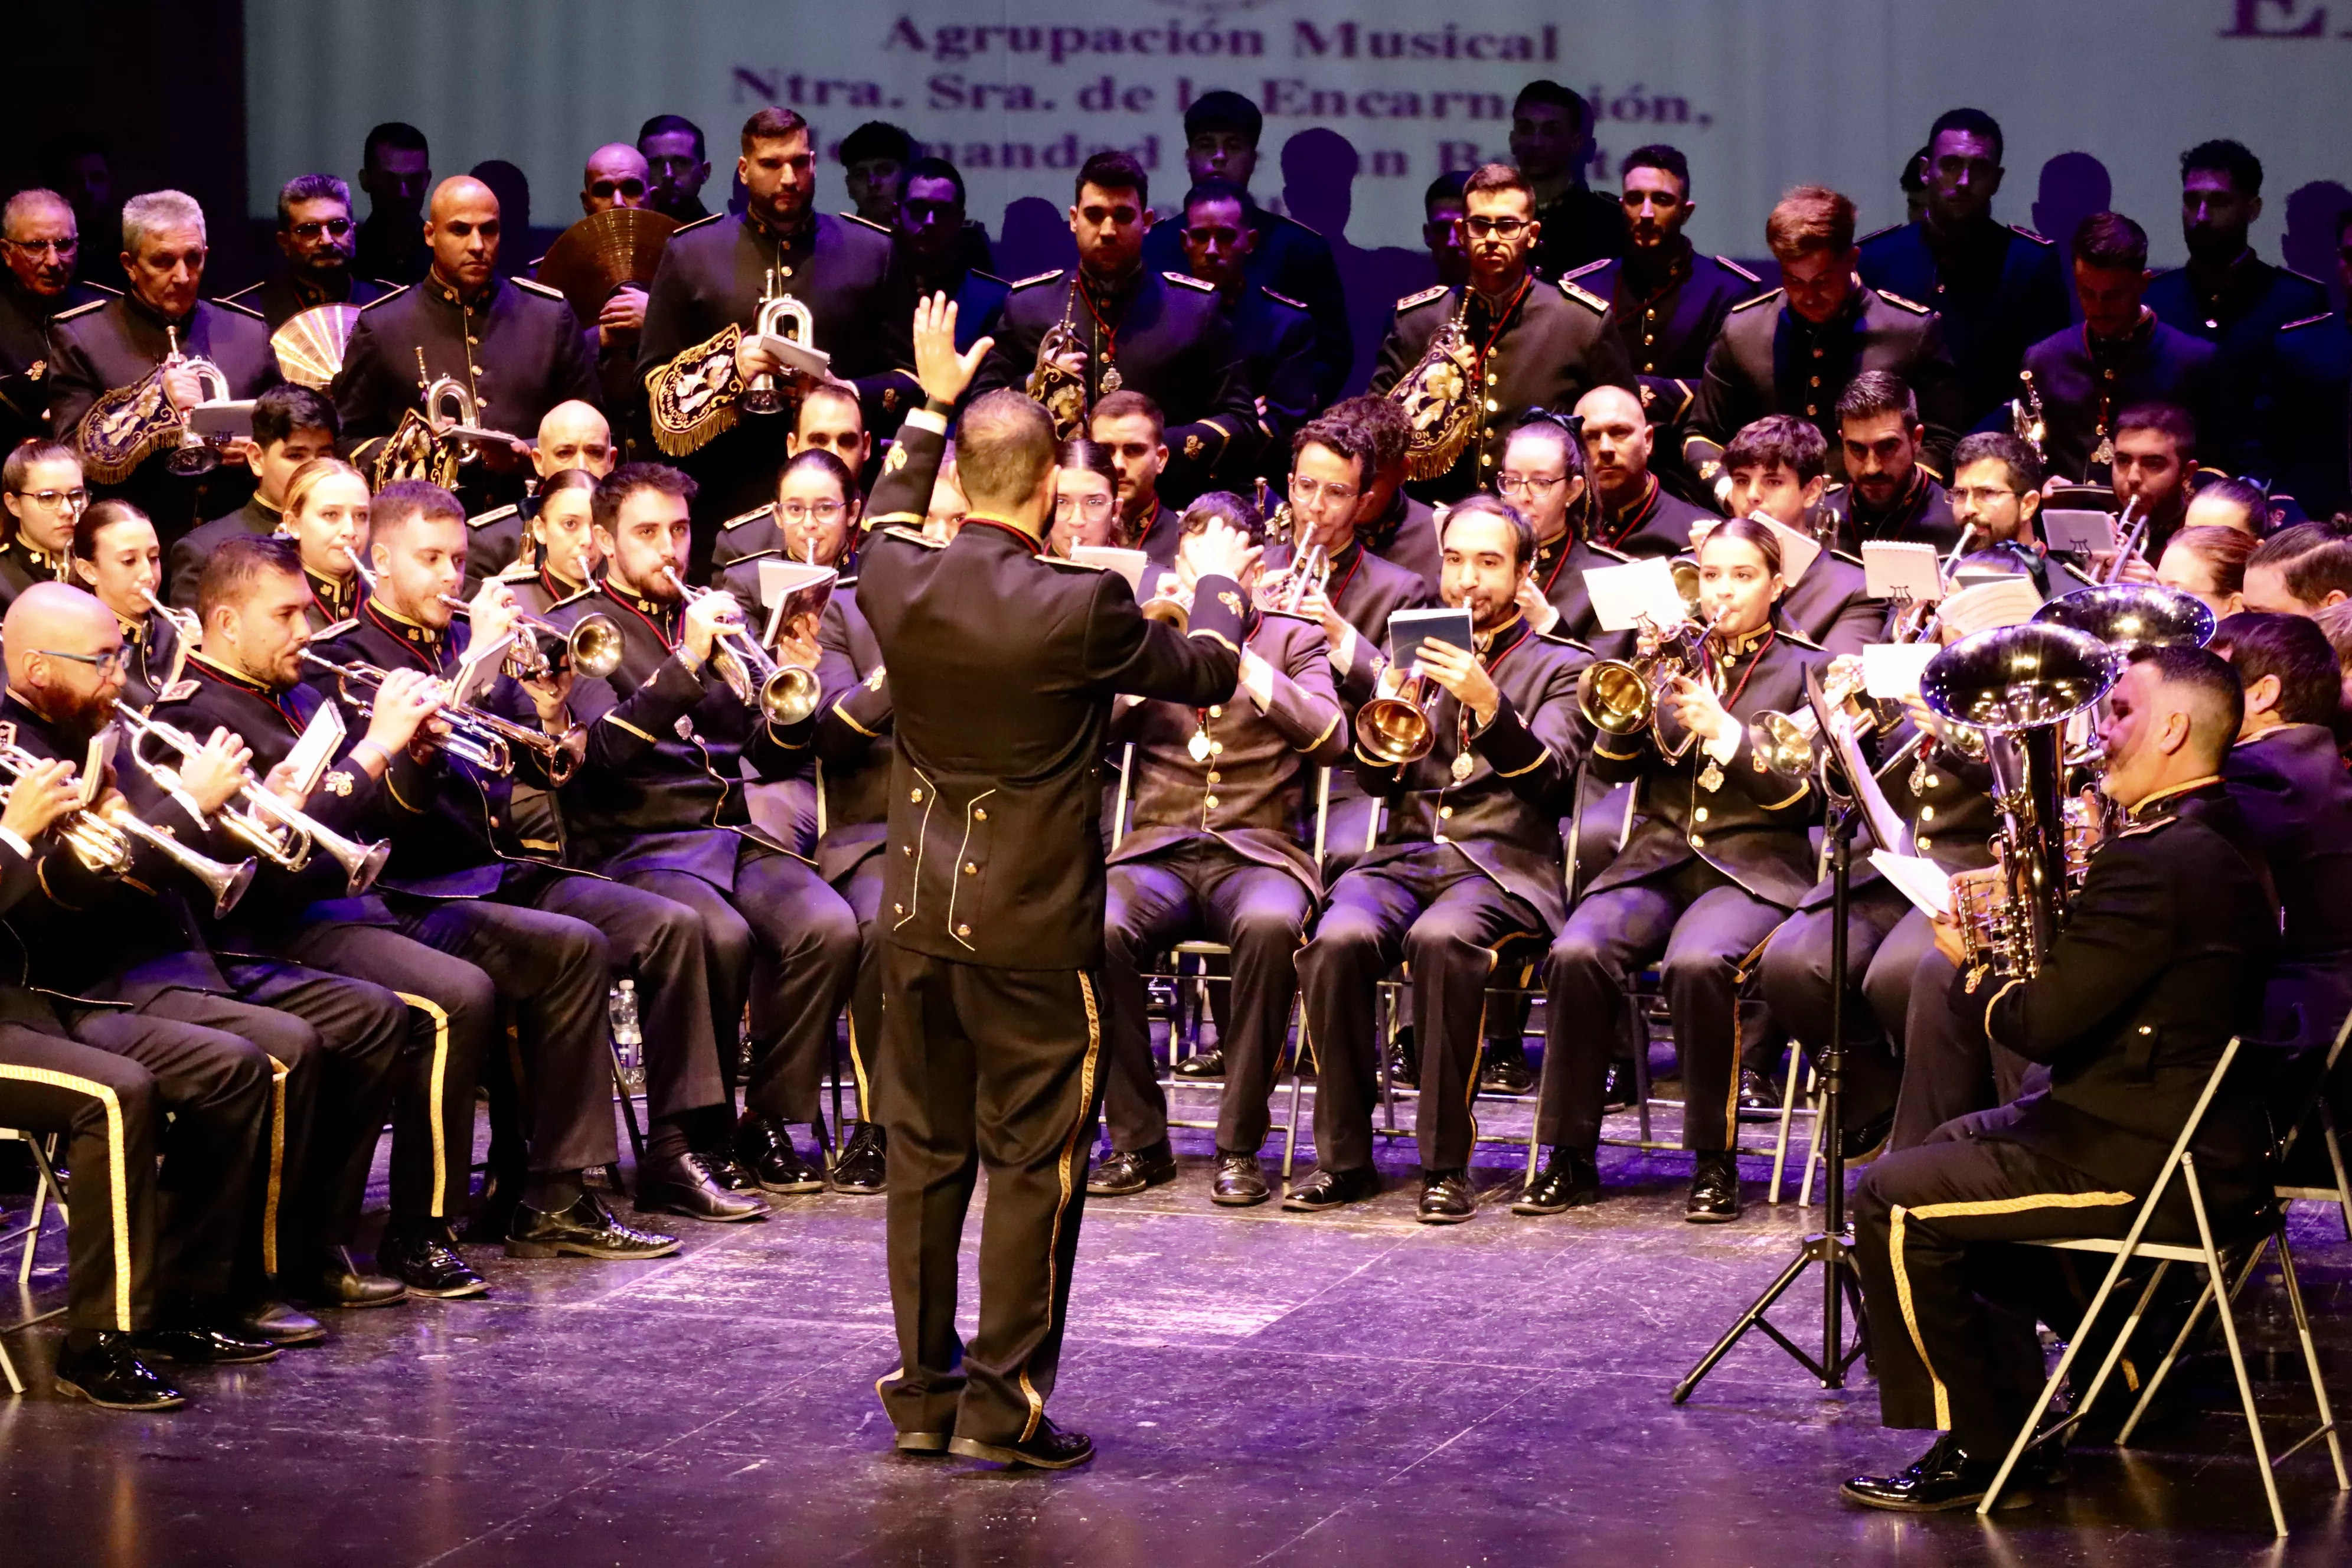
[913,291,992,408]
[1180,517,1260,589]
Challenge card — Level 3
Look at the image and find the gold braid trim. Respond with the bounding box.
[76,370,182,485]
[646,323,745,458]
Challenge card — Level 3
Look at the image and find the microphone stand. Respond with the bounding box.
[1672,672,1871,1402]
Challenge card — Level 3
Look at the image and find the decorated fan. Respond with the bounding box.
[537,207,681,326]
[272,303,362,388]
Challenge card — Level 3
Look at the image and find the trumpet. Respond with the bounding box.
[163,328,236,479]
[2098,496,2150,585]
[138,586,202,697]
[302,648,577,783]
[1573,563,1710,760]
[1355,668,1443,765]
[412,349,513,463]
[433,594,624,682]
[111,700,392,894]
[341,544,378,598]
[661,567,821,724]
[1264,542,1329,614]
[1027,286,1090,440]
[0,741,256,916]
[1139,582,1193,632]
[740,276,815,417]
[1746,659,1889,776]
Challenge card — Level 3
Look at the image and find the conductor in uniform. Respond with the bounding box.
[860,298,1255,1469]
[1844,646,2275,1511]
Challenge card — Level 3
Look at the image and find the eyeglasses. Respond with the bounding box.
[1498,473,1567,496]
[2,237,78,257]
[287,218,352,241]
[36,647,130,677]
[1289,475,1359,506]
[779,499,844,524]
[1464,217,1531,240]
[1053,493,1115,518]
[1951,485,2020,506]
[11,488,89,512]
[589,178,647,202]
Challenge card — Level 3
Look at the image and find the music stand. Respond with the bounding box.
[1671,665,1877,1402]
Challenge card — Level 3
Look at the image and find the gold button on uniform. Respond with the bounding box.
[975,807,988,821]
[963,861,977,874]
[1484,398,1498,411]
[1916,836,1933,850]
[893,901,904,914]
[956,923,971,937]
[1923,774,1939,789]
[1439,805,1453,819]
[903,845,913,856]
[910,788,924,803]
[1693,806,1709,822]
[1690,832,1706,847]
[1919,805,1935,822]
[1205,771,1221,784]
[1207,705,1222,718]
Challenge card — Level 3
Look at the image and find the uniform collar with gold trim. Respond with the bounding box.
[2125,773,2224,827]
[1619,239,1694,302]
[1476,612,1533,667]
[362,596,449,666]
[426,270,501,311]
[1714,620,1774,658]
[122,289,197,335]
[0,535,72,581]
[186,648,282,699]
[961,515,1043,556]
[743,202,816,251]
[305,566,362,620]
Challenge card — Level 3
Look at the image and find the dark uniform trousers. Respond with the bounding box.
[1102,841,1315,1157]
[1890,947,2036,1152]
[834,860,888,1123]
[1299,846,1538,1173]
[1755,884,1928,1130]
[876,949,1105,1446]
[1541,858,1786,1153]
[1854,1106,2139,1451]
[622,840,857,1132]
[64,1008,271,1315]
[0,1025,164,1332]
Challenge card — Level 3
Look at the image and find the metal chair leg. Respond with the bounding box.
[1768,1046,1803,1204]
[608,1045,646,1197]
[1630,991,1654,1146]
[2182,1158,2289,1537]
[2273,1226,2350,1490]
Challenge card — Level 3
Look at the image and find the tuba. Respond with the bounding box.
[1387,296,1479,481]
[1921,623,2122,981]
[2031,580,2215,654]
[1028,282,1090,441]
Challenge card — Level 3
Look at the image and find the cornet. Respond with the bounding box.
[661,567,821,724]
[1264,542,1329,614]
[1573,563,1710,760]
[301,649,571,783]
[1355,667,1443,765]
[741,278,819,417]
[111,701,391,895]
[0,741,256,916]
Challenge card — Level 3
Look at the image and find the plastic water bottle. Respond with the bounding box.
[610,980,645,1093]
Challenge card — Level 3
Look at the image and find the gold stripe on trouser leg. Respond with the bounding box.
[394,994,453,1217]
[1889,1189,2139,1429]
[0,1065,134,1331]
[847,1010,872,1123]
[1017,972,1103,1443]
[263,1056,288,1277]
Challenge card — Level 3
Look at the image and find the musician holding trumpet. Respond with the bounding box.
[1527,518,1825,1221]
[66,498,188,710]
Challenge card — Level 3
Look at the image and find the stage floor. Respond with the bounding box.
[5,1087,2350,1566]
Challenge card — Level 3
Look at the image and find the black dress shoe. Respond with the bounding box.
[1417,1168,1476,1223]
[1601,1061,1638,1109]
[1685,1153,1743,1223]
[735,1118,825,1195]
[1513,1147,1601,1214]
[635,1152,770,1223]
[1841,1433,2039,1513]
[132,1327,281,1365]
[1087,1141,1177,1197]
[1386,1034,1419,1089]
[949,1416,1095,1469]
[229,1297,325,1346]
[700,1152,759,1193]
[1735,1067,1783,1122]
[511,1191,684,1260]
[54,1334,185,1410]
[1172,1047,1226,1080]
[1478,1041,1535,1094]
[302,1246,408,1309]
[1282,1165,1378,1212]
[379,1224,489,1299]
[1210,1151,1270,1207]
[828,1121,888,1194]
[1840,1106,1896,1165]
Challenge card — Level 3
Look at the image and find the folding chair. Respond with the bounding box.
[2,1126,71,1396]
[1976,1036,2349,1535]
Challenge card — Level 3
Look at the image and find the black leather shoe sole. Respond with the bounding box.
[305,1282,409,1309]
[1510,1184,1599,1216]
[55,1370,186,1412]
[635,1183,770,1223]
[508,1231,685,1260]
[1839,1479,2027,1513]
[1684,1200,1743,1224]
[1281,1172,1377,1212]
[894,1431,952,1454]
[948,1433,1096,1469]
[1087,1156,1178,1197]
